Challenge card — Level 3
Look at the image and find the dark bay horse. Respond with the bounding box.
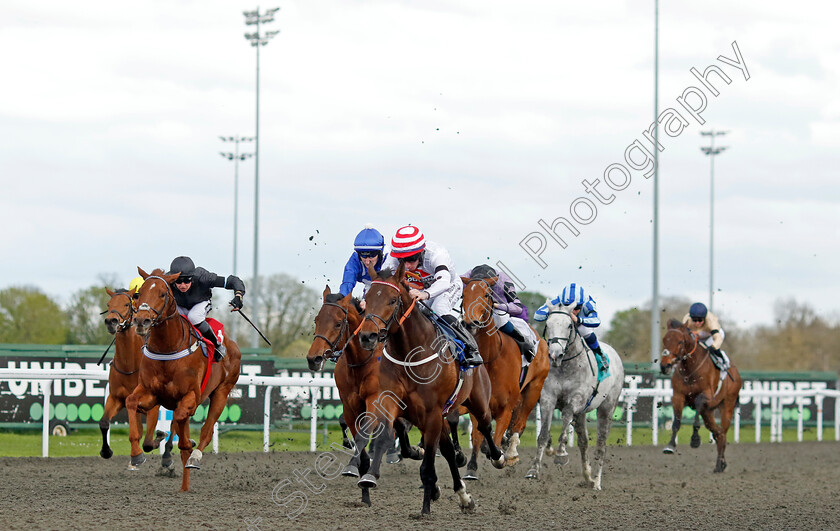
[457,276,550,479]
[126,268,242,491]
[661,319,742,473]
[100,288,173,467]
[357,264,505,515]
[306,286,422,507]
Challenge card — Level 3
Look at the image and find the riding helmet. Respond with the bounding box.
[689,302,708,319]
[353,224,385,253]
[168,256,196,277]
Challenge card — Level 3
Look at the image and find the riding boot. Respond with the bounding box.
[506,327,536,363]
[197,321,225,361]
[441,314,483,366]
[592,346,609,370]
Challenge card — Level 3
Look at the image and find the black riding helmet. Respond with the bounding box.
[168,256,196,282]
[470,264,497,280]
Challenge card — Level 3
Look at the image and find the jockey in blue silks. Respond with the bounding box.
[535,283,609,377]
[339,225,388,310]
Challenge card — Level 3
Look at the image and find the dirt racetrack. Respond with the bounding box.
[2,441,838,530]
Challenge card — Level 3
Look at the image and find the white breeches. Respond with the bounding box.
[177,301,212,326]
[430,282,462,318]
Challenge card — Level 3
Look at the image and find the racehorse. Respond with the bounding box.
[660,319,742,473]
[100,288,174,467]
[525,300,624,490]
[306,286,422,507]
[126,268,242,492]
[357,264,505,515]
[456,275,550,479]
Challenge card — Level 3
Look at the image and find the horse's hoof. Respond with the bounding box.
[454,451,468,468]
[504,455,519,467]
[460,495,476,514]
[184,449,202,470]
[554,454,569,466]
[491,455,506,470]
[463,470,479,481]
[525,468,539,480]
[154,430,167,445]
[714,461,727,473]
[358,474,378,489]
[431,485,441,502]
[129,453,146,468]
[161,458,174,470]
[142,443,155,453]
[662,445,676,454]
[690,435,701,448]
[385,451,402,464]
[342,465,360,478]
[545,446,556,457]
[100,447,113,459]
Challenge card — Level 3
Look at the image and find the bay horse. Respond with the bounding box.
[357,264,505,515]
[660,319,742,473]
[100,288,174,467]
[525,300,624,490]
[306,286,422,507]
[457,275,549,479]
[126,268,242,492]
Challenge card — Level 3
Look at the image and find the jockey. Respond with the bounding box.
[167,256,245,361]
[535,283,609,375]
[464,264,537,363]
[381,225,483,367]
[682,302,730,373]
[339,224,388,311]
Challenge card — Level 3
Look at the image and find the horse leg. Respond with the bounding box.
[664,393,685,454]
[173,392,198,492]
[591,402,616,490]
[439,423,475,514]
[143,405,164,452]
[340,403,363,478]
[446,411,467,467]
[555,410,572,466]
[573,412,594,488]
[162,430,175,469]
[358,406,398,490]
[715,398,737,474]
[419,416,442,516]
[98,395,122,459]
[464,413,482,481]
[692,395,708,449]
[700,406,727,473]
[395,417,423,460]
[125,386,156,469]
[526,395,555,479]
[338,413,352,449]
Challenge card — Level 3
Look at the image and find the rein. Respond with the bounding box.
[357,280,417,342]
[313,302,375,368]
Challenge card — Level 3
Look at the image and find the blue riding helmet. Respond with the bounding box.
[689,302,708,319]
[353,225,385,253]
[560,283,585,307]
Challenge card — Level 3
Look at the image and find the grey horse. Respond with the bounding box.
[525,300,624,490]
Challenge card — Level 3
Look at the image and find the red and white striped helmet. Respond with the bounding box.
[390,225,426,258]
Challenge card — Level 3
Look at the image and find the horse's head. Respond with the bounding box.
[660,319,691,374]
[543,299,576,363]
[103,288,135,335]
[132,267,179,336]
[308,285,361,371]
[460,275,497,334]
[359,262,407,351]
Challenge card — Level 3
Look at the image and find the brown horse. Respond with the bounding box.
[357,263,505,515]
[100,288,173,466]
[126,268,242,491]
[660,319,742,472]
[457,275,549,479]
[306,286,422,507]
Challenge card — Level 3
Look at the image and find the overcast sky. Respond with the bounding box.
[1,0,838,331]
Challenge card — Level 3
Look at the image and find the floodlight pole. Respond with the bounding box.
[700,130,728,312]
[219,136,254,276]
[650,0,660,366]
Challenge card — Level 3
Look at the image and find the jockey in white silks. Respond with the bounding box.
[380,225,483,366]
[535,283,610,379]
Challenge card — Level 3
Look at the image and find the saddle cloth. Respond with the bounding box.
[182,317,224,359]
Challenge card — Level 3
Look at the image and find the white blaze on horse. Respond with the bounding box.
[526,300,624,490]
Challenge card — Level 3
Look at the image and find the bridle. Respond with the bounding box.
[135,275,191,355]
[462,279,503,351]
[360,280,416,346]
[544,309,586,365]
[661,329,710,381]
[104,291,135,332]
[312,302,374,368]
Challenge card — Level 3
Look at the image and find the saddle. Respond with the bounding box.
[182,316,224,360]
[416,305,469,368]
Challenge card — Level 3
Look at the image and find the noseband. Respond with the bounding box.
[545,310,584,364]
[362,280,409,345]
[135,276,178,328]
[105,291,135,331]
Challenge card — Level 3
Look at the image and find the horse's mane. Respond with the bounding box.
[324,293,364,313]
[377,268,395,280]
[114,288,129,294]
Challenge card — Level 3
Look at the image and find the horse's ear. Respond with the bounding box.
[138,267,149,279]
[667,318,682,330]
[163,272,180,283]
[395,260,406,283]
[105,287,115,296]
[460,276,471,286]
[323,285,331,299]
[341,292,353,305]
[367,262,378,281]
[128,288,137,297]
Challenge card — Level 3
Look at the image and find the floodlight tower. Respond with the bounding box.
[219,135,254,276]
[700,130,729,312]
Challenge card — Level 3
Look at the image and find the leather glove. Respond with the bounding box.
[231,292,244,310]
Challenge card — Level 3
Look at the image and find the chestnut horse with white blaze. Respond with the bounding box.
[126,268,241,492]
[100,288,173,467]
[661,319,742,473]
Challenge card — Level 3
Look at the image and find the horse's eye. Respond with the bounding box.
[390,297,397,305]
[335,322,342,329]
